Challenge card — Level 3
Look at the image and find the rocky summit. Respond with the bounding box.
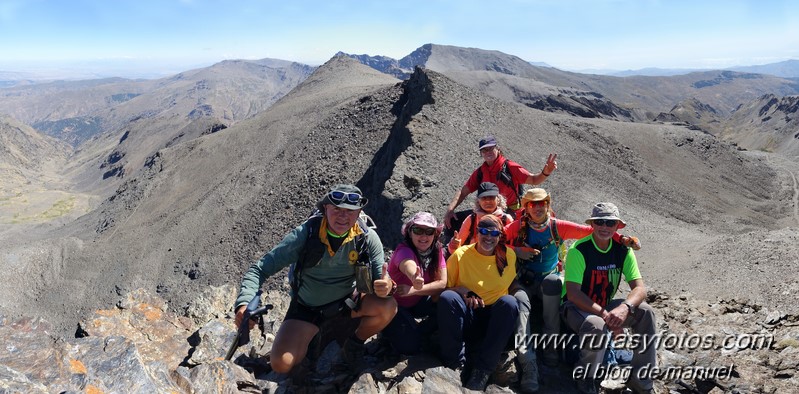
[1,46,799,393]
[2,284,798,393]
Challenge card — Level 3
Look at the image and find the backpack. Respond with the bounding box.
[463,212,513,245]
[515,217,570,272]
[476,159,524,207]
[288,211,376,299]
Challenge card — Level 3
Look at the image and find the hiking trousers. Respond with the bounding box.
[383,296,437,355]
[513,270,562,358]
[561,299,657,390]
[438,290,519,371]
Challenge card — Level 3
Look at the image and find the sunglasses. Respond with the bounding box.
[411,226,436,236]
[477,227,501,237]
[526,201,547,208]
[479,146,496,153]
[328,190,362,205]
[592,219,618,227]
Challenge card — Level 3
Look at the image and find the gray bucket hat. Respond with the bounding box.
[585,202,626,229]
[317,184,368,210]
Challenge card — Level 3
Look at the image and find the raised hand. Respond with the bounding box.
[448,232,462,252]
[621,236,641,250]
[444,210,456,229]
[542,153,558,176]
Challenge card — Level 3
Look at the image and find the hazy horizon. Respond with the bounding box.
[1,0,798,80]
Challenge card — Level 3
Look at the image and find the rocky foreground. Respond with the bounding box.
[1,282,797,393]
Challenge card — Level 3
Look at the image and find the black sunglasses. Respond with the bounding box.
[328,190,362,205]
[592,219,618,227]
[411,227,436,236]
[477,227,501,237]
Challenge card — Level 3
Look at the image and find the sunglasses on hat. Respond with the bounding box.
[328,190,362,205]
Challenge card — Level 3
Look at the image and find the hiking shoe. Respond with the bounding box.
[464,368,491,391]
[517,351,539,393]
[341,338,366,372]
[626,378,654,394]
[575,379,598,394]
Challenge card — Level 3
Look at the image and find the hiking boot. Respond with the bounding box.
[464,368,491,391]
[341,338,365,372]
[517,350,539,393]
[626,378,654,394]
[575,379,598,394]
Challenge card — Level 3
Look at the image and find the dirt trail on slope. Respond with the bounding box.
[765,153,799,227]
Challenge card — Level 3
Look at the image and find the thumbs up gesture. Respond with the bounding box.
[373,263,392,298]
[412,269,424,290]
[448,232,462,253]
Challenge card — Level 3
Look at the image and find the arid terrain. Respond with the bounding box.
[1,45,798,393]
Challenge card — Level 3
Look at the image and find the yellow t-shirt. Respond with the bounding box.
[446,244,517,305]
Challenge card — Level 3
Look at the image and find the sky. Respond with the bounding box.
[1,0,798,79]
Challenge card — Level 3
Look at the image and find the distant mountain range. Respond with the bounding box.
[597,59,799,78]
[1,42,798,201]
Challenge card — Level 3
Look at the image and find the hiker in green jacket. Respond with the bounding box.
[234,184,397,374]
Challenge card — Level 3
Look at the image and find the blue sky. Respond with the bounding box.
[1,0,798,78]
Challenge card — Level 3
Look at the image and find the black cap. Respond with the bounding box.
[477,182,499,198]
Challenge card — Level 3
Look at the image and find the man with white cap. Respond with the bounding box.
[562,202,656,394]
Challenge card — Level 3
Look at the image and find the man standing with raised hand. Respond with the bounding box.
[443,135,557,227]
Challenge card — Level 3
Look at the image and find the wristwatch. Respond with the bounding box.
[387,279,398,296]
[623,301,636,314]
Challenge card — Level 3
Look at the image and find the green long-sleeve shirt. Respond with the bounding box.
[235,218,384,308]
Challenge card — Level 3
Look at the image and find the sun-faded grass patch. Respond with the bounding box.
[1,189,93,224]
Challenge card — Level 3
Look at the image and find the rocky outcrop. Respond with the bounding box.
[721,94,799,155]
[2,285,798,393]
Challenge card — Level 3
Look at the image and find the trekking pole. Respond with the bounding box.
[225,290,273,361]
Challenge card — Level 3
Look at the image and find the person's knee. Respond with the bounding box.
[270,356,294,374]
[632,302,657,330]
[513,288,531,309]
[636,302,655,318]
[439,289,461,304]
[581,315,606,334]
[362,294,397,322]
[541,274,561,296]
[496,294,519,314]
[270,340,303,374]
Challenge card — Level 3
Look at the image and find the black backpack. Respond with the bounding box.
[475,160,524,207]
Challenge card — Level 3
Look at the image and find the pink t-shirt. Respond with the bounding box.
[388,243,446,308]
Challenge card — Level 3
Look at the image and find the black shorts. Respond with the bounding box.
[284,295,356,327]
